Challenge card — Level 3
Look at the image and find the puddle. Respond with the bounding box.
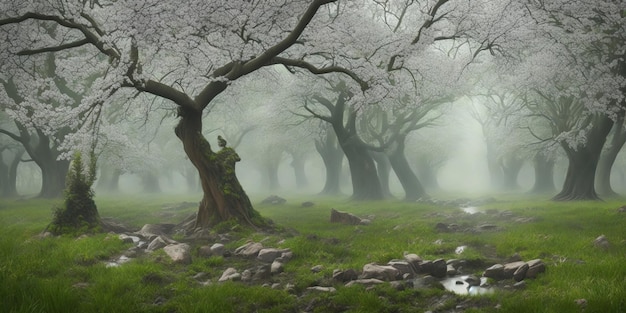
[461,206,483,214]
[455,245,467,254]
[440,275,494,296]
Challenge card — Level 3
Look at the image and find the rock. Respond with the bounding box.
[280,250,293,261]
[284,283,296,293]
[404,253,422,264]
[261,195,286,205]
[525,259,545,278]
[209,243,225,256]
[513,281,526,289]
[435,222,452,232]
[417,260,433,274]
[446,265,457,276]
[345,279,385,287]
[361,263,400,281]
[311,265,324,273]
[218,268,240,282]
[136,224,175,238]
[252,264,271,281]
[503,261,526,279]
[507,252,523,262]
[301,201,315,207]
[271,283,281,289]
[235,242,263,257]
[118,234,136,244]
[163,243,192,264]
[430,259,447,278]
[241,269,252,282]
[270,260,284,274]
[330,208,364,225]
[465,275,481,286]
[192,272,209,281]
[147,236,174,252]
[332,269,359,282]
[617,206,626,213]
[359,219,372,225]
[307,286,337,292]
[513,263,529,282]
[483,264,505,280]
[390,281,408,291]
[388,261,415,278]
[257,248,284,263]
[574,299,588,309]
[198,245,213,258]
[593,235,610,249]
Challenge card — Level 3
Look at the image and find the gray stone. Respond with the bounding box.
[270,260,284,274]
[218,268,241,282]
[503,261,526,279]
[332,269,359,282]
[525,259,545,278]
[210,243,225,256]
[198,245,213,257]
[307,286,337,292]
[147,236,173,252]
[513,263,529,282]
[136,224,175,238]
[483,264,505,280]
[241,269,252,282]
[465,275,481,286]
[593,235,610,250]
[330,208,364,225]
[235,242,263,257]
[163,243,192,264]
[345,278,385,287]
[361,263,400,281]
[193,272,209,281]
[252,264,271,281]
[388,261,415,278]
[311,265,324,273]
[430,259,447,278]
[257,248,283,263]
[513,280,526,289]
[118,234,136,244]
[446,265,457,276]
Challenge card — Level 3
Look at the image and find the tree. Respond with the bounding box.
[0,1,372,228]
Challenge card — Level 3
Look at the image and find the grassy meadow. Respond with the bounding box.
[0,193,625,312]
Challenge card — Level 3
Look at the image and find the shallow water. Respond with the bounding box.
[440,275,493,295]
[460,206,483,214]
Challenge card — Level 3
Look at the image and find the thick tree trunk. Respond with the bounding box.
[342,143,383,200]
[290,154,309,189]
[500,156,524,190]
[262,158,281,191]
[387,140,428,201]
[553,115,613,201]
[175,108,258,228]
[529,152,556,194]
[370,151,392,198]
[4,150,23,197]
[595,115,626,197]
[38,158,69,198]
[315,130,344,196]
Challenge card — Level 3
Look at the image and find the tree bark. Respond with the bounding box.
[175,107,258,228]
[290,153,309,189]
[315,128,344,196]
[370,151,392,198]
[529,151,556,194]
[595,114,626,197]
[387,139,428,201]
[553,114,614,201]
[500,155,524,190]
[141,172,162,193]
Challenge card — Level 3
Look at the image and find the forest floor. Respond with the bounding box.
[1,193,625,313]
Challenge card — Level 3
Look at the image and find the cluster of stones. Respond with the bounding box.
[482,259,546,288]
[111,223,192,267]
[308,253,546,292]
[207,241,292,284]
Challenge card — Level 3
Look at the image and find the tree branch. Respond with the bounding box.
[271,57,369,91]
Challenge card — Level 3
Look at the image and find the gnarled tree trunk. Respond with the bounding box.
[553,114,613,201]
[315,128,344,196]
[387,138,428,201]
[595,114,626,197]
[175,108,258,228]
[370,151,392,198]
[529,151,556,194]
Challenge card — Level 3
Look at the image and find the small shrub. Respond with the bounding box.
[50,152,99,235]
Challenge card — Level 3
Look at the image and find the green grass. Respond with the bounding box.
[1,194,625,312]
